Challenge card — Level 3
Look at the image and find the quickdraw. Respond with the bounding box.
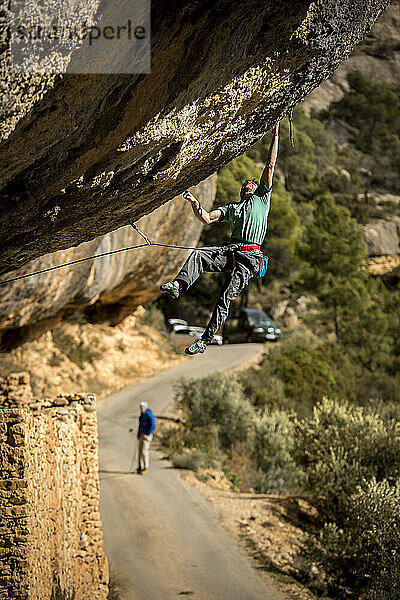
[289,110,295,149]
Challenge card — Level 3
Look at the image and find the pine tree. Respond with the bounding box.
[298,193,367,342]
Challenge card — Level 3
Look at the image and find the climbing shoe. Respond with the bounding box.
[185,339,207,355]
[160,280,180,299]
[141,469,147,475]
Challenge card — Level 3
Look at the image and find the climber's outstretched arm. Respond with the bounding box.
[261,122,280,189]
[183,191,222,225]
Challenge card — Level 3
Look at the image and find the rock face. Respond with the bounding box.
[0,373,108,599]
[0,0,389,275]
[0,175,216,348]
[362,219,400,256]
[304,3,400,114]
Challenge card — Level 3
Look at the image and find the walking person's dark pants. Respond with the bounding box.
[175,246,260,342]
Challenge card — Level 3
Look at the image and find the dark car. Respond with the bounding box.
[223,308,280,343]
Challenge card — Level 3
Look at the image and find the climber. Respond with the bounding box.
[160,121,280,355]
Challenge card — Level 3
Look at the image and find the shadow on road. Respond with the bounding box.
[99,469,134,480]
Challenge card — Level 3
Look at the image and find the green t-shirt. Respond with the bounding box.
[217,181,272,246]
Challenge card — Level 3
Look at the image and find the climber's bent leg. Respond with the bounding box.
[201,252,260,343]
[160,247,230,300]
[175,247,230,289]
[201,265,248,343]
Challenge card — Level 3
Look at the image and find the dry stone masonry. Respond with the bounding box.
[0,372,108,600]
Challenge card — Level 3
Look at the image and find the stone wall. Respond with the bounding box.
[0,373,108,600]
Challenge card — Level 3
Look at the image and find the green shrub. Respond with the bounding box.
[176,373,256,449]
[273,346,337,402]
[138,304,166,331]
[172,449,211,472]
[240,329,359,415]
[250,341,341,416]
[294,398,400,524]
[159,423,220,460]
[278,324,321,349]
[240,372,286,410]
[52,328,100,368]
[355,479,400,600]
[249,410,303,493]
[304,479,400,599]
[222,467,241,490]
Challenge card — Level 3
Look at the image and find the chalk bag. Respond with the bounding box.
[253,257,269,279]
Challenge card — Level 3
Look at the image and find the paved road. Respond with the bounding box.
[98,344,282,600]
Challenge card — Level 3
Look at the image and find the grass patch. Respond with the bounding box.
[52,328,101,368]
[172,449,212,472]
[137,304,166,331]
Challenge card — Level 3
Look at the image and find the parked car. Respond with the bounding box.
[172,324,223,346]
[223,308,280,343]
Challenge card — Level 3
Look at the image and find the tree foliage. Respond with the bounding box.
[324,70,400,192]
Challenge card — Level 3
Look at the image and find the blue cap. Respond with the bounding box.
[140,401,148,409]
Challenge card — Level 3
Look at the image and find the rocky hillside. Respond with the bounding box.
[0,307,184,399]
[304,3,400,281]
[0,0,389,274]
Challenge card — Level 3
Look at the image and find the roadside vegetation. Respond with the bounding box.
[158,72,400,599]
[160,360,400,599]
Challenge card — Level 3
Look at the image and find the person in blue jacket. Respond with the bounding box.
[136,401,156,475]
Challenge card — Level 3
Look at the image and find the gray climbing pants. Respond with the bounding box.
[176,246,261,343]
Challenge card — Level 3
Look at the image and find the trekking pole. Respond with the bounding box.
[128,425,139,473]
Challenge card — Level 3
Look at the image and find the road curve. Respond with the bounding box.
[98,344,283,600]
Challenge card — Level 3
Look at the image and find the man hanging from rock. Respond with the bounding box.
[160,121,280,355]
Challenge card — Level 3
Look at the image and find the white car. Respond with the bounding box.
[167,318,189,332]
[172,324,223,345]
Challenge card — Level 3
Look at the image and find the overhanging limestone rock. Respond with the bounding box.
[0,175,216,348]
[0,0,389,275]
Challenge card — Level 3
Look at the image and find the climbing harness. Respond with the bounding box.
[253,256,269,279]
[219,242,268,280]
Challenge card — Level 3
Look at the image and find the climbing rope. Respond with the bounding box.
[0,227,203,287]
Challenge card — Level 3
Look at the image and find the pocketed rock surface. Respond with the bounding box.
[0,0,389,274]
